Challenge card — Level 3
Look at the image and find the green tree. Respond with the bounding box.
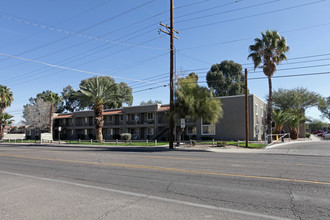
[273,87,322,114]
[0,113,14,138]
[104,82,133,109]
[248,30,289,143]
[58,85,83,113]
[273,109,289,134]
[206,60,245,96]
[140,100,162,105]
[318,97,330,120]
[175,73,223,145]
[77,76,119,141]
[33,91,62,135]
[0,85,14,140]
[307,119,328,132]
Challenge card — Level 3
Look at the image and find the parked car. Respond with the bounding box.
[323,131,330,140]
[312,130,324,135]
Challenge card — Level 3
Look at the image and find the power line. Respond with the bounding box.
[0,12,167,51]
[0,0,157,63]
[0,52,166,85]
[179,0,326,31]
[176,0,278,24]
[0,0,113,51]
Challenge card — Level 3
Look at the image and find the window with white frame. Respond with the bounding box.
[201,119,215,135]
[186,126,196,135]
[147,127,154,135]
[255,104,258,115]
[147,113,154,120]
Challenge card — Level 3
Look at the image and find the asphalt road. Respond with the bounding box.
[1,142,330,219]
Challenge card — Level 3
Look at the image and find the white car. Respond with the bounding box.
[323,131,330,140]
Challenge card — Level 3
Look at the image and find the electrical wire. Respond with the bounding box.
[179,0,326,31]
[0,52,167,85]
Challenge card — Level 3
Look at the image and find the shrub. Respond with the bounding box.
[113,134,121,140]
[120,133,132,142]
[217,141,226,147]
[306,133,311,138]
[191,140,196,146]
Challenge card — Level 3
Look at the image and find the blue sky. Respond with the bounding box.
[0,0,329,124]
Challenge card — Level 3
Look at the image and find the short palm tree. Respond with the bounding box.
[248,30,289,143]
[0,85,13,140]
[78,77,117,141]
[38,91,62,135]
[0,113,14,138]
[287,112,305,140]
[273,109,289,134]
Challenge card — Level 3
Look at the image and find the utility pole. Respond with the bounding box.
[159,0,179,149]
[245,68,249,148]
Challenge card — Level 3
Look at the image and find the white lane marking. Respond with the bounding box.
[0,170,289,220]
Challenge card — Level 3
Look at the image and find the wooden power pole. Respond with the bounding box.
[245,68,249,148]
[159,0,179,149]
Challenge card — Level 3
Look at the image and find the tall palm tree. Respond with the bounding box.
[248,30,289,143]
[78,77,117,141]
[38,91,62,135]
[0,85,13,140]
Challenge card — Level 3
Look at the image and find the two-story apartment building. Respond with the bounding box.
[53,94,267,141]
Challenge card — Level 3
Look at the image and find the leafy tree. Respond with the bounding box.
[32,91,62,135]
[77,76,119,141]
[248,30,289,143]
[175,73,223,145]
[58,85,83,113]
[273,109,289,134]
[307,119,328,132]
[318,97,330,120]
[0,113,14,138]
[23,98,51,131]
[0,85,13,140]
[140,100,162,105]
[206,60,245,96]
[104,82,133,109]
[273,87,323,113]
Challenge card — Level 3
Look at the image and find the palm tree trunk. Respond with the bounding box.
[49,104,54,135]
[94,104,104,141]
[0,108,3,140]
[267,76,273,144]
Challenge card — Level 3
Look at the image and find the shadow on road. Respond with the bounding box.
[0,143,209,153]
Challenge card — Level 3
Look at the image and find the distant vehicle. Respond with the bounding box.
[323,131,330,140]
[312,130,324,135]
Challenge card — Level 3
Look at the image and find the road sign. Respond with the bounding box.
[180,118,185,128]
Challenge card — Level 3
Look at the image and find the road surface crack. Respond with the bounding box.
[288,187,301,220]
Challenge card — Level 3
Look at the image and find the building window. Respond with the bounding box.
[201,119,215,135]
[130,114,135,121]
[147,113,154,120]
[255,104,258,115]
[147,127,154,135]
[120,115,123,120]
[186,126,196,135]
[107,116,113,122]
[26,129,31,136]
[261,107,263,117]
